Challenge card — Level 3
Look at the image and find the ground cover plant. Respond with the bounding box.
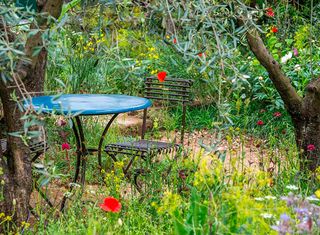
[1,0,320,234]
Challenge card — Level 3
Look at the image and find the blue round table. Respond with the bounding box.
[28,94,152,210]
[29,94,152,115]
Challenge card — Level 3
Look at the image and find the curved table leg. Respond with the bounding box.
[98,114,119,169]
[75,117,88,186]
[72,118,82,183]
[61,114,119,211]
[60,117,86,211]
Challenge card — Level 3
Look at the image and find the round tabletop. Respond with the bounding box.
[27,94,152,115]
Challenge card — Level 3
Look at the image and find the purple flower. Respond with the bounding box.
[294,207,309,220]
[293,48,299,57]
[273,192,320,234]
[294,208,308,215]
[281,193,297,206]
[280,213,291,222]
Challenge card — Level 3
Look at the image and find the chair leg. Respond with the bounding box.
[133,169,145,193]
[123,155,137,177]
[31,152,42,163]
[109,153,118,163]
[163,147,182,180]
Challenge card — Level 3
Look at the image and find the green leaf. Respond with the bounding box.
[285,39,294,46]
[32,46,42,57]
[275,43,282,48]
[27,29,40,38]
[173,210,189,235]
[58,0,81,21]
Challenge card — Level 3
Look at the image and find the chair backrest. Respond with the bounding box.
[144,77,193,103]
[141,77,193,144]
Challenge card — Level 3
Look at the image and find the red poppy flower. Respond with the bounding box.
[198,52,205,57]
[257,120,264,126]
[307,144,315,151]
[157,71,167,82]
[62,142,70,151]
[266,8,275,17]
[173,38,177,44]
[271,26,278,33]
[273,112,282,118]
[100,197,121,212]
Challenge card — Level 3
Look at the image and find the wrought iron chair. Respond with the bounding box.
[0,138,48,163]
[104,77,193,191]
[1,137,51,206]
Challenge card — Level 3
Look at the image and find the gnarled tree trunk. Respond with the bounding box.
[0,0,63,228]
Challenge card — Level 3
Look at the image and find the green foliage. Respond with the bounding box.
[3,0,320,234]
[294,25,311,49]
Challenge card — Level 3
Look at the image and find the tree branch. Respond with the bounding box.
[246,28,303,116]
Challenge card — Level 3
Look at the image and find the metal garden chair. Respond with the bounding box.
[1,137,51,207]
[104,77,193,191]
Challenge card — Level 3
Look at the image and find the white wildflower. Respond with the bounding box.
[63,191,73,198]
[286,185,299,191]
[254,197,265,201]
[265,196,276,200]
[69,182,81,188]
[294,64,301,71]
[281,52,293,64]
[261,213,274,219]
[117,218,123,226]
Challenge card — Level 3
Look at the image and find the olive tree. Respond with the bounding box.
[147,0,319,171]
[0,0,63,226]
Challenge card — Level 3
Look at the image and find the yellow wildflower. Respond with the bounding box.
[315,189,320,199]
[194,154,223,189]
[157,191,182,215]
[316,167,320,181]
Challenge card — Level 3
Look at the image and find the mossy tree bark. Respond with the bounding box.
[0,0,63,227]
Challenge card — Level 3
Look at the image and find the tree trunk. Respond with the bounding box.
[245,25,320,172]
[24,48,48,94]
[299,80,320,171]
[0,0,63,228]
[0,85,33,225]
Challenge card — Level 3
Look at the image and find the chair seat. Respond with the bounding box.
[105,140,180,157]
[0,138,48,160]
